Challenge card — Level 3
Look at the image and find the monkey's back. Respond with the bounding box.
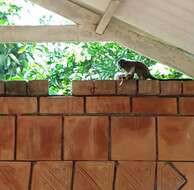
[135,61,150,73]
[119,60,153,79]
[128,61,150,78]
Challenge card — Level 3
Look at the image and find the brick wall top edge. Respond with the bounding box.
[72,80,194,96]
[73,79,193,81]
[1,79,194,97]
[0,80,48,96]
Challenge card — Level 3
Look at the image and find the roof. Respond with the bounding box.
[75,0,194,54]
[1,0,194,76]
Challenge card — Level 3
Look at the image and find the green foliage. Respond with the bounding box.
[0,0,21,25]
[0,42,191,95]
[0,0,191,95]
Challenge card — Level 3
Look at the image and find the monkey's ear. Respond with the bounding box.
[116,57,124,63]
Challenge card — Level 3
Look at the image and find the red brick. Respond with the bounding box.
[112,117,156,160]
[72,80,116,96]
[115,162,156,190]
[0,116,15,160]
[94,80,116,95]
[28,80,48,96]
[183,80,194,95]
[133,97,177,114]
[173,162,194,190]
[138,80,160,95]
[40,96,84,114]
[180,97,194,114]
[6,81,27,95]
[157,162,187,190]
[64,116,109,160]
[0,97,37,114]
[86,96,130,113]
[0,81,5,95]
[72,80,94,95]
[32,162,72,190]
[0,162,31,190]
[160,80,182,95]
[74,162,114,190]
[158,117,194,161]
[116,80,137,95]
[17,116,62,160]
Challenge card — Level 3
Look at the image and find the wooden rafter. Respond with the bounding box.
[0,25,105,42]
[96,0,120,34]
[1,0,194,76]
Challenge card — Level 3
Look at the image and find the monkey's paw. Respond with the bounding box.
[114,72,126,80]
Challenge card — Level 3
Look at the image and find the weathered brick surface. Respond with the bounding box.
[86,96,130,113]
[6,81,27,95]
[32,162,72,190]
[138,80,160,95]
[115,162,156,190]
[133,97,177,114]
[72,80,116,95]
[72,80,94,95]
[74,162,114,190]
[64,116,109,160]
[0,116,15,160]
[116,80,137,95]
[0,162,31,190]
[179,97,194,114]
[94,80,116,95]
[157,162,187,190]
[0,81,5,95]
[40,96,84,114]
[183,81,194,95]
[112,117,156,160]
[28,80,48,96]
[0,97,37,114]
[173,162,194,190]
[158,117,194,161]
[160,80,182,95]
[17,116,62,160]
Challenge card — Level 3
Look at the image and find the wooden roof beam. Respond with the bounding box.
[0,25,102,42]
[96,0,121,34]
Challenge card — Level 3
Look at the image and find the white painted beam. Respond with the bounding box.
[96,0,120,34]
[0,25,80,42]
[0,25,103,42]
[29,0,100,25]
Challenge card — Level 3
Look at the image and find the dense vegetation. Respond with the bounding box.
[0,0,191,95]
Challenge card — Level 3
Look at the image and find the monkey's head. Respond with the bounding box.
[118,59,129,70]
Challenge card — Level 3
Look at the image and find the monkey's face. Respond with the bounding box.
[118,59,127,69]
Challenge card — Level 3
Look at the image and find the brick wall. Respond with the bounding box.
[1,79,194,189]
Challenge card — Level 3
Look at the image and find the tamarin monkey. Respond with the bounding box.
[118,59,156,80]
